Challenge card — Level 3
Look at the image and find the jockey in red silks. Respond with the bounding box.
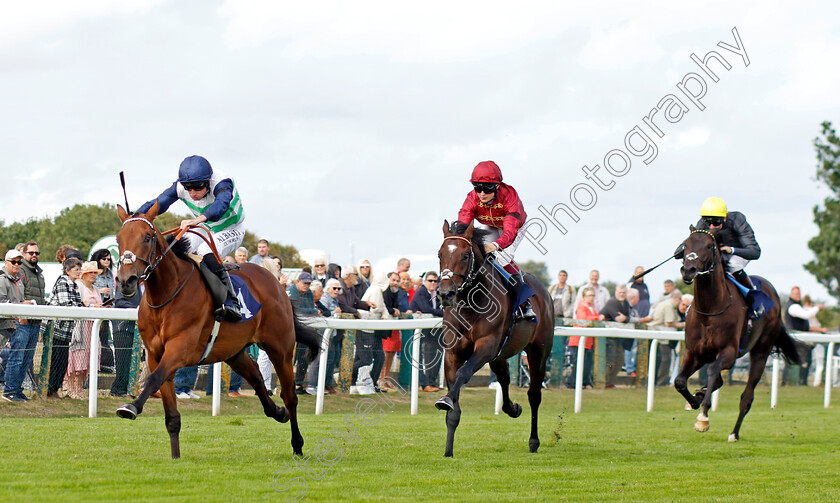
[456,160,535,320]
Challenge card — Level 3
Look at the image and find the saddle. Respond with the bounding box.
[188,254,261,322]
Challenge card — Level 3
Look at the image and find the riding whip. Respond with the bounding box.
[629,253,678,282]
[119,171,131,214]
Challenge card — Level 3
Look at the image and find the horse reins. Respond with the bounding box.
[685,228,733,317]
[120,217,199,309]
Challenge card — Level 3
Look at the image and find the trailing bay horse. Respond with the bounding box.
[434,220,554,457]
[114,202,320,458]
[676,225,800,441]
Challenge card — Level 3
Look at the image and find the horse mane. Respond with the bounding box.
[713,226,736,246]
[449,222,492,259]
[164,235,192,261]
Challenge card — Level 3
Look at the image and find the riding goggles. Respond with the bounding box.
[703,216,725,227]
[472,182,499,194]
[182,181,209,191]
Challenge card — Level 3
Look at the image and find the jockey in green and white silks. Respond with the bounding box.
[137,155,245,320]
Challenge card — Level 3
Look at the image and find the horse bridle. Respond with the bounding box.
[439,235,482,295]
[684,229,719,279]
[120,216,195,309]
[684,228,732,316]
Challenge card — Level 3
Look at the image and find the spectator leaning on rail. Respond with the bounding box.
[136,155,246,321]
[574,270,611,314]
[1,250,37,402]
[350,272,391,394]
[783,286,825,386]
[91,249,116,374]
[453,160,535,320]
[650,290,682,387]
[308,278,343,394]
[567,286,603,389]
[600,284,631,389]
[46,257,84,398]
[354,259,373,300]
[410,271,445,392]
[381,272,409,390]
[19,242,46,379]
[288,271,318,395]
[675,196,763,318]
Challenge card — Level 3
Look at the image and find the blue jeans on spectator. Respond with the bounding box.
[205,365,242,395]
[174,365,199,395]
[4,322,39,396]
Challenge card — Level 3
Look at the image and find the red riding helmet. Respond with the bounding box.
[470,161,503,184]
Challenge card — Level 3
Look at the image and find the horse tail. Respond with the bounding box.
[292,306,322,362]
[773,324,802,365]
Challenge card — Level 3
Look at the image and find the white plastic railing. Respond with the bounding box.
[2,303,839,417]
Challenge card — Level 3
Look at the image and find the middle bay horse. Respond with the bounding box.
[434,220,554,457]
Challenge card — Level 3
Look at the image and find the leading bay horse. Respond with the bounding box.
[114,202,320,458]
[434,220,554,457]
[676,225,800,441]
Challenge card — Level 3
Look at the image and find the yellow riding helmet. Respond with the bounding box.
[700,197,727,218]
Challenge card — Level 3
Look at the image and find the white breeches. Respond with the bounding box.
[184,222,245,258]
[474,223,525,267]
[724,254,749,273]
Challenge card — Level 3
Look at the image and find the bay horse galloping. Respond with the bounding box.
[676,226,800,441]
[434,220,554,457]
[114,202,320,458]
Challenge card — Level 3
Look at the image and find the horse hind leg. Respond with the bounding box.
[263,343,304,456]
[488,358,522,419]
[226,348,285,421]
[730,349,770,442]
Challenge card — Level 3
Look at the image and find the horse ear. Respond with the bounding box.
[117,204,129,222]
[464,221,474,239]
[442,219,451,236]
[689,224,695,232]
[144,200,161,221]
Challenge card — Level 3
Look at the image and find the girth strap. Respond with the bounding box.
[197,316,223,365]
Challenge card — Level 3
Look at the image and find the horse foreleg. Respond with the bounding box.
[159,379,181,459]
[730,349,770,442]
[436,341,495,458]
[525,344,548,453]
[488,359,521,419]
[696,346,737,433]
[674,350,705,410]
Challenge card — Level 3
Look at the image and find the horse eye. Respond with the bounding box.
[144,235,152,243]
[462,255,469,262]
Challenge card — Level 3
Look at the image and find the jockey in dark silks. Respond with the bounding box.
[675,196,764,318]
[137,155,245,321]
[454,160,536,321]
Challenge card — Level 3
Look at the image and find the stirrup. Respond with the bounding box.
[216,298,242,322]
[515,302,536,321]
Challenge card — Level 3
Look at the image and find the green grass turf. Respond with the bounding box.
[1,385,839,502]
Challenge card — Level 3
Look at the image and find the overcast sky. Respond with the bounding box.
[2,1,839,301]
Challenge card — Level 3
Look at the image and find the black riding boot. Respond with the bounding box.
[733,269,763,318]
[509,271,536,321]
[202,254,242,321]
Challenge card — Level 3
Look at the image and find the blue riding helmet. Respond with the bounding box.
[177,155,213,184]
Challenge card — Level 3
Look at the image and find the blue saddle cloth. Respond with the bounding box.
[726,274,774,320]
[514,281,536,322]
[226,274,263,322]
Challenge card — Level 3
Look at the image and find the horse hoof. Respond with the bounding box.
[507,403,522,418]
[529,438,540,453]
[694,420,710,432]
[435,396,454,411]
[116,404,138,420]
[728,433,738,442]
